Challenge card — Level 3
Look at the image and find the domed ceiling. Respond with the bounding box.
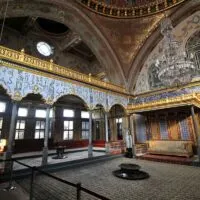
[95,0,163,7]
[0,16,102,78]
[0,0,195,90]
[77,0,187,18]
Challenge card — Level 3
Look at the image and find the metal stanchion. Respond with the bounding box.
[30,167,36,200]
[3,160,16,191]
[76,182,81,200]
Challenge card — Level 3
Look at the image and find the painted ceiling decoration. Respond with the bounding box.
[77,0,186,18]
[134,10,200,95]
[0,16,106,82]
[0,0,197,93]
[0,0,127,86]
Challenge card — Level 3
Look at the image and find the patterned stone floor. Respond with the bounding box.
[0,182,29,200]
[17,157,200,200]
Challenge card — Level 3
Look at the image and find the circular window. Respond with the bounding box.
[36,41,53,57]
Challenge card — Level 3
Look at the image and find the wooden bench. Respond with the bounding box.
[147,140,193,157]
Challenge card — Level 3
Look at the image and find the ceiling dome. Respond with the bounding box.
[77,0,186,18]
[97,0,161,7]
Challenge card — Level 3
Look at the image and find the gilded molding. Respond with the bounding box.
[0,46,127,95]
[127,93,200,113]
[77,0,187,18]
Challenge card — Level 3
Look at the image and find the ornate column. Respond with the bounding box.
[191,106,200,161]
[5,101,18,160]
[105,111,109,153]
[42,105,51,166]
[88,109,93,158]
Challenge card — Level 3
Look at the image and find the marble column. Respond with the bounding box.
[130,114,136,157]
[105,112,109,153]
[191,106,200,161]
[88,110,93,158]
[5,101,18,160]
[42,106,51,166]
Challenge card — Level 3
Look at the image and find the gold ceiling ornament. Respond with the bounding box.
[127,93,200,113]
[77,0,187,18]
[0,45,127,95]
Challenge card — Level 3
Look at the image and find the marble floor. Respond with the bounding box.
[12,149,106,170]
[16,157,200,200]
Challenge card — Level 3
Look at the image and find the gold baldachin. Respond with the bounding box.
[0,46,126,94]
[77,0,186,18]
[127,93,200,113]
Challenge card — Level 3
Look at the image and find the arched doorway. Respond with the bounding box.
[92,104,106,148]
[53,95,90,149]
[109,104,126,141]
[14,93,48,153]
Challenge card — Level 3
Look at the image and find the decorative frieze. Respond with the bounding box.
[0,63,128,110]
[0,46,126,95]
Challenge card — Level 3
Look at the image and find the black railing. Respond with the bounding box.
[0,158,111,200]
